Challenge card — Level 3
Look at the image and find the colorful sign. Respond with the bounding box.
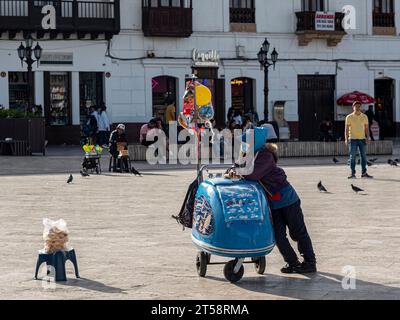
[315,12,335,31]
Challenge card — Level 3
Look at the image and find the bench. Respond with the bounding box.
[128,141,393,161]
[0,140,31,156]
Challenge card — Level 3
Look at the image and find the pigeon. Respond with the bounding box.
[67,174,73,184]
[367,161,373,167]
[388,160,398,166]
[318,181,328,193]
[80,170,90,177]
[395,159,400,163]
[369,158,378,163]
[131,168,142,177]
[351,184,364,194]
[333,157,339,164]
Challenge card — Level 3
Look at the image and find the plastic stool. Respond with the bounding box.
[34,248,80,282]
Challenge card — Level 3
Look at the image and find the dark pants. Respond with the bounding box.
[271,200,316,265]
[110,151,129,172]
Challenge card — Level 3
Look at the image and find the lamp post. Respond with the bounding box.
[17,34,43,109]
[257,38,278,122]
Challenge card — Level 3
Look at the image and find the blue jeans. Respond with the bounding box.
[349,139,367,175]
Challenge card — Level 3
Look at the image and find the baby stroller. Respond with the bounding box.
[175,164,275,283]
[81,144,103,174]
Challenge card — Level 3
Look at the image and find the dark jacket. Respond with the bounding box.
[243,145,289,195]
[109,130,128,155]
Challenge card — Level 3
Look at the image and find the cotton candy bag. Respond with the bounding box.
[42,218,70,254]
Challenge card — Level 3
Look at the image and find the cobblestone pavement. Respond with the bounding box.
[0,152,399,300]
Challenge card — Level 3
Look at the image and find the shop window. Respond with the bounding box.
[301,0,324,11]
[44,72,71,126]
[79,72,104,125]
[152,76,177,121]
[8,72,33,111]
[230,77,254,120]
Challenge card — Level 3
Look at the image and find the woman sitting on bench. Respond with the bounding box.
[109,124,129,172]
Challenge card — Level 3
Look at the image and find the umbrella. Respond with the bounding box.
[337,91,375,105]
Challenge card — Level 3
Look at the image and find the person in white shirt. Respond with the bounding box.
[97,104,111,147]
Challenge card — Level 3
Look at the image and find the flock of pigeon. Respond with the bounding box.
[318,157,399,195]
[66,167,142,184]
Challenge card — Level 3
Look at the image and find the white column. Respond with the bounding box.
[34,71,44,115]
[71,72,80,126]
[366,0,373,35]
[0,73,9,108]
[105,73,113,124]
[222,0,230,32]
[225,76,232,120]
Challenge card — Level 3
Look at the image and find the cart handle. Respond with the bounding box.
[197,164,234,183]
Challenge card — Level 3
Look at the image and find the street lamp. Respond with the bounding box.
[17,34,43,109]
[257,38,278,122]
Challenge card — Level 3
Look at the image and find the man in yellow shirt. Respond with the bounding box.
[345,101,373,179]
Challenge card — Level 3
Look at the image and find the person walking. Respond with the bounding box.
[345,101,373,179]
[97,104,111,147]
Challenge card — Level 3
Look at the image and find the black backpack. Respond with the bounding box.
[172,178,199,230]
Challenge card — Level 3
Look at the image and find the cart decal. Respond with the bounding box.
[194,195,215,236]
[216,185,264,223]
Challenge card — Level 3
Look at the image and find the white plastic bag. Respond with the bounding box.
[42,218,69,254]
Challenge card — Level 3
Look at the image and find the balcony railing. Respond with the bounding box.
[296,11,345,32]
[142,0,193,37]
[0,0,120,39]
[230,8,255,24]
[373,12,395,27]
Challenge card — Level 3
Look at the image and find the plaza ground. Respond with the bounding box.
[0,147,399,300]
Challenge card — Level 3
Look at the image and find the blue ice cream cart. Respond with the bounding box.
[192,165,275,283]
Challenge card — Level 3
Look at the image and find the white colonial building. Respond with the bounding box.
[0,0,399,143]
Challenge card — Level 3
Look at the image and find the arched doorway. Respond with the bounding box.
[375,78,396,138]
[230,77,255,122]
[152,76,178,122]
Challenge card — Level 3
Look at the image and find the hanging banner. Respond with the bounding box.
[315,12,335,31]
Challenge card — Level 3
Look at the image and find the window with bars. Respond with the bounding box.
[301,0,324,11]
[373,0,395,27]
[229,0,255,23]
[143,0,191,8]
[374,0,394,13]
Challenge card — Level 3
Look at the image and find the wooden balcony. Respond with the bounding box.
[142,2,193,38]
[0,0,120,40]
[373,12,396,36]
[295,11,346,47]
[229,7,256,32]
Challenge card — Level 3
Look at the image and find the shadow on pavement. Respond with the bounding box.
[59,277,128,294]
[227,272,400,300]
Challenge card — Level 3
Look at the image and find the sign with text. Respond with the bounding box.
[192,49,220,67]
[315,12,335,31]
[40,53,73,65]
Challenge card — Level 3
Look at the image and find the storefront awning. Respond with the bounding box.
[337,91,375,105]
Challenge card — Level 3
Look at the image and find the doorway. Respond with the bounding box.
[298,75,335,141]
[152,76,178,122]
[231,77,254,119]
[375,78,395,138]
[191,67,225,127]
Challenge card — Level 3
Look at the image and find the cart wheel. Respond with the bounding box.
[252,257,266,275]
[223,260,244,283]
[206,253,211,264]
[196,252,208,277]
